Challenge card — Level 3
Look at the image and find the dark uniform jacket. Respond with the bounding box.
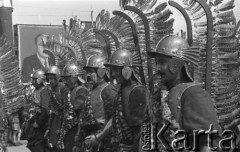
[23,86,51,147]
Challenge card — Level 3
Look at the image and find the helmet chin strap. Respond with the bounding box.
[169,57,184,74]
[183,63,194,82]
[78,76,86,84]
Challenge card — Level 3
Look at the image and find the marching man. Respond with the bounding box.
[100,49,150,152]
[83,54,118,152]
[148,35,222,152]
[61,63,97,152]
[24,69,50,152]
[44,65,69,152]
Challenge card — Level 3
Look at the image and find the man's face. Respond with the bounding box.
[155,56,177,86]
[72,97,85,111]
[62,76,76,90]
[85,68,98,85]
[31,78,41,88]
[36,36,49,59]
[46,74,58,88]
[110,67,123,84]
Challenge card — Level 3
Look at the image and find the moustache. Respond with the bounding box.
[49,82,55,85]
[86,75,93,82]
[156,71,165,76]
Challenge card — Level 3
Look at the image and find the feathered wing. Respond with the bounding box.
[61,18,101,67]
[95,9,135,58]
[119,0,137,8]
[0,35,25,115]
[183,0,240,129]
[45,17,101,70]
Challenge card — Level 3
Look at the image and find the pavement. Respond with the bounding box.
[7,140,30,152]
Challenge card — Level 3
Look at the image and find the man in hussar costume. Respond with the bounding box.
[61,63,97,152]
[83,54,118,152]
[44,65,69,152]
[24,69,50,152]
[148,35,222,152]
[95,49,149,152]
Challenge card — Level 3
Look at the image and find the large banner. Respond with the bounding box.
[17,22,104,83]
[17,25,63,83]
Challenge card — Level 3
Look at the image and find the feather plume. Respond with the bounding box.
[217,0,235,11]
[44,17,101,70]
[0,35,25,115]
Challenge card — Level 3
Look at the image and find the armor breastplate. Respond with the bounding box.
[70,86,88,105]
[122,83,143,124]
[90,82,109,124]
[167,82,200,128]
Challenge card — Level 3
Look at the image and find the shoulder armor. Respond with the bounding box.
[71,86,89,103]
[167,82,200,127]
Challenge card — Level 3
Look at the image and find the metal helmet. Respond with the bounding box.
[83,55,106,69]
[104,49,142,81]
[83,55,109,78]
[148,35,199,65]
[104,49,135,67]
[148,34,199,81]
[30,69,46,80]
[62,63,84,77]
[45,66,61,75]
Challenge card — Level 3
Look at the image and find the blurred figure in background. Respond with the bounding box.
[61,63,97,152]
[44,65,69,152]
[23,69,51,152]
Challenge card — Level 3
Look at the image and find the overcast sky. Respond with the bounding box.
[7,0,240,34]
[11,0,120,25]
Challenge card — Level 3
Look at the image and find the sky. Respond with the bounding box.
[3,0,240,34]
[11,0,121,25]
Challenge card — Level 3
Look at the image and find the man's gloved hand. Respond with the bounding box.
[200,146,215,152]
[47,140,53,148]
[119,143,134,152]
[32,122,39,128]
[57,140,64,149]
[72,146,81,152]
[224,118,240,130]
[74,135,79,144]
[44,129,49,138]
[84,134,99,147]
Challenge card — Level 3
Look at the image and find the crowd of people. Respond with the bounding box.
[11,33,230,152]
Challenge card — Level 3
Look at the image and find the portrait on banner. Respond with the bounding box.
[17,25,62,83]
